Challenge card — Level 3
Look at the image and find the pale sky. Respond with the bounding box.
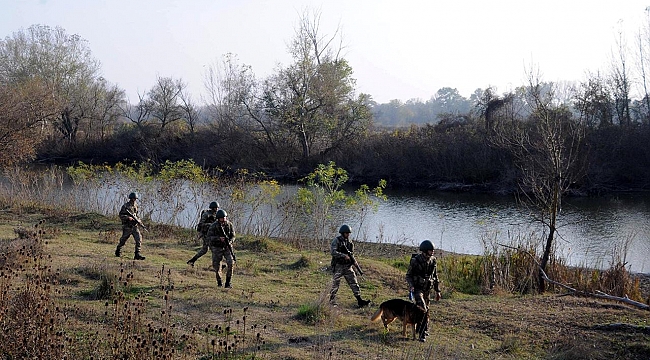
[1,0,648,104]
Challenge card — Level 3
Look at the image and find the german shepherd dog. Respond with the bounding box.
[370,299,427,340]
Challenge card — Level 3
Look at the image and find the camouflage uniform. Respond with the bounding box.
[406,251,441,341]
[206,218,236,287]
[116,199,144,259]
[329,231,370,307]
[187,208,218,265]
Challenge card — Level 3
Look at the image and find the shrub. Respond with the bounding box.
[296,301,330,325]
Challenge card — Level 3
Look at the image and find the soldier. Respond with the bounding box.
[405,240,441,342]
[329,224,371,308]
[205,209,236,288]
[115,192,146,260]
[187,201,220,266]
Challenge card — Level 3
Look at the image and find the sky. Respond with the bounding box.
[1,0,649,104]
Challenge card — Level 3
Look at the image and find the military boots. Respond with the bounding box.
[134,253,146,260]
[355,295,370,308]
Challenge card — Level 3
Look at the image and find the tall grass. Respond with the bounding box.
[0,222,72,358]
[0,164,644,359]
[0,215,644,359]
[0,161,386,251]
[0,220,272,359]
[469,230,643,298]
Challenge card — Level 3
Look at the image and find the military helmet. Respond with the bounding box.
[128,192,139,199]
[209,201,220,209]
[338,224,352,234]
[419,240,435,251]
[216,209,228,218]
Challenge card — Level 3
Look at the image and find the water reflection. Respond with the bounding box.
[358,190,650,273]
[7,168,647,273]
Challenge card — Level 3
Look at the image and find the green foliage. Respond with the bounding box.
[439,255,485,295]
[66,161,109,182]
[391,256,411,272]
[261,14,373,160]
[112,160,155,182]
[214,169,292,238]
[66,160,159,184]
[295,302,329,325]
[350,180,388,207]
[302,161,349,194]
[158,159,208,183]
[298,161,348,214]
[294,161,387,244]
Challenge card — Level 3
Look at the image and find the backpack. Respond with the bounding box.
[196,209,209,232]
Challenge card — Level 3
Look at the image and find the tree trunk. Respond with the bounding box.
[539,223,555,294]
[299,123,310,159]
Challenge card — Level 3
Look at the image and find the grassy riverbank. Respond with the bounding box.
[1,207,649,359]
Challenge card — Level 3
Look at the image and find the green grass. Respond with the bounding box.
[0,207,648,359]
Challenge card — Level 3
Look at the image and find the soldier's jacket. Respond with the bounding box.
[406,253,440,292]
[197,209,218,235]
[118,201,138,227]
[330,235,354,266]
[206,220,235,247]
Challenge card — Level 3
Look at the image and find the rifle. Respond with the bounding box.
[219,223,237,262]
[124,209,149,232]
[341,241,363,275]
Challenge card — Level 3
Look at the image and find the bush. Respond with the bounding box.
[296,302,329,325]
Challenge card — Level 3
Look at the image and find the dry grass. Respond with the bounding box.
[0,207,649,359]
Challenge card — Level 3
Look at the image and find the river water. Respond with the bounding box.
[150,184,650,274]
[354,189,650,274]
[9,169,647,274]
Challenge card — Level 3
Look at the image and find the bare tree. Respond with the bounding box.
[0,25,106,144]
[261,9,372,160]
[147,76,186,130]
[0,79,58,166]
[89,78,126,140]
[204,53,280,152]
[121,92,152,129]
[635,7,650,124]
[179,90,201,133]
[609,21,632,126]
[574,72,614,128]
[489,69,586,293]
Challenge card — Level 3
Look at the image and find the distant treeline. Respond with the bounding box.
[3,22,650,194]
[38,92,650,195]
[370,87,479,127]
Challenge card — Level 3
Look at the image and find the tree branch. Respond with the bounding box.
[497,243,650,311]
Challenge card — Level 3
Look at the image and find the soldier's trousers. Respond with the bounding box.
[117,225,142,254]
[209,245,233,280]
[412,288,431,337]
[191,233,209,260]
[330,263,361,298]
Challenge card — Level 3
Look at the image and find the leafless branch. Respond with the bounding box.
[498,243,649,311]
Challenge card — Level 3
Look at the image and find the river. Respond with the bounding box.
[151,184,650,274]
[354,189,650,274]
[8,169,648,274]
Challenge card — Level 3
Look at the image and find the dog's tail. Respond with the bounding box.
[370,306,383,322]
